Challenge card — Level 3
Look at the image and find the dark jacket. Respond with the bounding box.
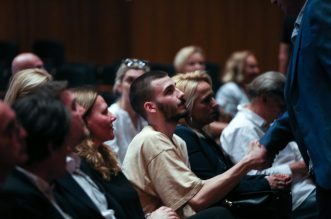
[175,125,270,197]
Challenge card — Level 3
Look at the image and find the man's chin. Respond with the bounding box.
[170,110,189,122]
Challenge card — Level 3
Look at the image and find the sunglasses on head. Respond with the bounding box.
[122,58,150,70]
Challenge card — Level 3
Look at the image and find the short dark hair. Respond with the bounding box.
[13,93,71,165]
[36,80,68,100]
[129,71,168,119]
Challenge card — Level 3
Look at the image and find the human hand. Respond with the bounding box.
[148,206,180,219]
[266,174,292,189]
[245,140,273,170]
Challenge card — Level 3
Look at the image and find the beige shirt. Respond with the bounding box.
[123,126,203,218]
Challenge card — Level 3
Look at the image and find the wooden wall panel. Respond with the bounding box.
[0,0,283,72]
[129,0,283,73]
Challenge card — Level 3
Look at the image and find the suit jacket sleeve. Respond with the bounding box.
[260,112,294,155]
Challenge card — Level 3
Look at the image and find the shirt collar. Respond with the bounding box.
[237,104,269,131]
[66,153,81,174]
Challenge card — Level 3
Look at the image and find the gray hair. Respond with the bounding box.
[246,71,286,100]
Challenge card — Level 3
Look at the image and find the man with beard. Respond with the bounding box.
[123,71,264,219]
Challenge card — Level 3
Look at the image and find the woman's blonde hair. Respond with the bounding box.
[172,71,212,113]
[71,87,120,180]
[222,50,254,84]
[4,68,52,105]
[173,46,205,73]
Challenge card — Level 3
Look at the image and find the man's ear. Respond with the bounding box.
[144,101,156,113]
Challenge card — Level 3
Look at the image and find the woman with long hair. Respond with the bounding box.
[70,87,179,219]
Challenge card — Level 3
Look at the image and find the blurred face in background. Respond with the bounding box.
[118,69,145,101]
[244,54,260,84]
[182,52,206,73]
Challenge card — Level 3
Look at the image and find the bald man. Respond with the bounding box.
[11,52,44,74]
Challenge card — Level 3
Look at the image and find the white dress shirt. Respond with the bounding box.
[220,104,316,210]
[66,155,116,219]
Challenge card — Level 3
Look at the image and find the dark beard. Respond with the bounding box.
[167,110,189,122]
[156,101,189,122]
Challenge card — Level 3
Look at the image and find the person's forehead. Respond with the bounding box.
[124,69,144,77]
[151,76,173,91]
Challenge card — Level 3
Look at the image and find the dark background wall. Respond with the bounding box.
[0,0,283,73]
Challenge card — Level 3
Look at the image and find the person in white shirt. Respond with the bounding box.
[221,71,318,219]
[105,58,149,163]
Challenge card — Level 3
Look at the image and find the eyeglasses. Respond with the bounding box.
[122,58,150,70]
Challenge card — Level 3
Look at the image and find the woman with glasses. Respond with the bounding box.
[105,58,150,163]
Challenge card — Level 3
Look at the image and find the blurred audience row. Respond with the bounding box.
[0,40,318,218]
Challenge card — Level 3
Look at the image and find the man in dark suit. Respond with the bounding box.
[260,0,331,218]
[2,93,72,219]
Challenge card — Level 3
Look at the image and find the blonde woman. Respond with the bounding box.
[4,68,52,105]
[173,46,206,73]
[216,51,260,116]
[173,71,291,219]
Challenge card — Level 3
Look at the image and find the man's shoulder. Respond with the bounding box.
[133,126,172,144]
[126,127,177,159]
[3,169,30,192]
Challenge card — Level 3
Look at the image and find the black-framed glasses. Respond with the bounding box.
[122,58,150,70]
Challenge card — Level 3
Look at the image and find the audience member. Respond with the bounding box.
[2,93,72,218]
[105,58,150,163]
[173,71,291,218]
[0,101,27,184]
[56,87,180,219]
[216,50,260,117]
[37,81,89,150]
[173,46,206,73]
[123,71,265,218]
[4,68,52,105]
[11,52,44,75]
[221,71,317,219]
[174,46,228,140]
